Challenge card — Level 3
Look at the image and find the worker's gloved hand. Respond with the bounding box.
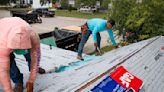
[94,43,98,48]
[115,45,119,48]
[81,29,87,34]
[26,81,33,92]
[95,51,103,56]
[95,47,103,56]
[94,43,104,56]
[81,23,88,34]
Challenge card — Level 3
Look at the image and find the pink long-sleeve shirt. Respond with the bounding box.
[0,17,40,92]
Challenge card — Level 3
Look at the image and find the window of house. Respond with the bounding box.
[30,0,33,4]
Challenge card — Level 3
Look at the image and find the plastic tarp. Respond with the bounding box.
[40,37,57,47]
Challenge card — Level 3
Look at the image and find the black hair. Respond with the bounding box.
[107,19,115,26]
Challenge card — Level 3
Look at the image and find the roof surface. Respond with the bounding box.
[0,36,163,92]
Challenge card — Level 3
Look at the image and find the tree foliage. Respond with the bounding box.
[0,0,10,5]
[111,0,164,41]
[52,0,58,3]
[100,0,111,9]
[60,0,68,9]
[75,0,97,7]
[111,0,136,30]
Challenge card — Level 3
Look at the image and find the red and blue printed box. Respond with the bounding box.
[91,76,128,92]
[91,66,143,92]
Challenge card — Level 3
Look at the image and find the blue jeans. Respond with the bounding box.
[10,52,31,84]
[77,30,101,56]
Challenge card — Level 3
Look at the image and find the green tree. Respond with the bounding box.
[111,0,135,32]
[111,0,164,41]
[68,5,73,12]
[75,0,81,8]
[75,0,97,7]
[52,0,58,3]
[0,0,10,5]
[61,0,68,9]
[125,0,164,40]
[100,0,111,9]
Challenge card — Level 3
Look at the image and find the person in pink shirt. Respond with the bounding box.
[0,17,40,92]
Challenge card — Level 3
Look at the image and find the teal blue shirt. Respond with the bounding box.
[87,18,117,46]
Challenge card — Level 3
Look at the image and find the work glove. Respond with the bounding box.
[81,24,88,34]
[26,81,33,92]
[115,45,119,48]
[94,43,98,48]
[94,43,103,56]
[95,50,103,56]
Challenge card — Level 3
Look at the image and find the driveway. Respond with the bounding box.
[31,16,87,33]
[0,10,113,54]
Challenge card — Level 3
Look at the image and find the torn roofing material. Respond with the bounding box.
[0,36,163,92]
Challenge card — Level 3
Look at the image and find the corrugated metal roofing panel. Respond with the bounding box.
[79,36,164,92]
[121,37,164,92]
[0,36,163,92]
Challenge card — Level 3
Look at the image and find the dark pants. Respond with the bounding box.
[10,52,31,84]
[77,30,101,57]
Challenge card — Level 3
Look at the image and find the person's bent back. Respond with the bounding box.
[0,17,40,92]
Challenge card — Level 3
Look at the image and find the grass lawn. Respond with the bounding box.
[55,10,109,19]
[4,8,109,19]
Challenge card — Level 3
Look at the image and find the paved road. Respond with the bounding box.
[31,16,87,33]
[0,10,11,18]
[0,10,87,33]
[0,10,112,54]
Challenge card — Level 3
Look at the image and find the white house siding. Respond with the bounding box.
[96,1,100,8]
[68,0,75,7]
[32,0,52,9]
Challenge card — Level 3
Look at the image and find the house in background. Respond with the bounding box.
[12,0,52,8]
[55,0,112,10]
[32,0,52,8]
[53,0,75,9]
[68,0,75,7]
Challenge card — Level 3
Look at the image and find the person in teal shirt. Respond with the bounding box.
[77,18,117,60]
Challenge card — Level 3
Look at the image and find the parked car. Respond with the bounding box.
[34,8,55,17]
[10,10,42,24]
[78,6,97,13]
